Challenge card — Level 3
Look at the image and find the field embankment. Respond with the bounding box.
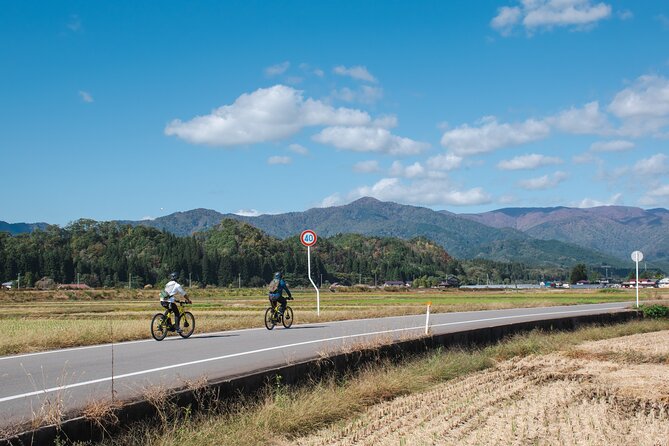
[82,318,669,446]
[2,287,666,356]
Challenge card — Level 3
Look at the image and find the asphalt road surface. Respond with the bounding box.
[0,302,630,430]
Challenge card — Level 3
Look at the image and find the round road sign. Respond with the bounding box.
[631,250,644,262]
[300,229,317,247]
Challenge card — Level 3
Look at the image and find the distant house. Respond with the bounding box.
[383,281,407,287]
[438,276,461,288]
[1,281,12,289]
[57,283,91,290]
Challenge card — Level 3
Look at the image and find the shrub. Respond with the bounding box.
[641,304,669,319]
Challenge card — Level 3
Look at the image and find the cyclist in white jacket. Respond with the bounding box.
[161,272,191,333]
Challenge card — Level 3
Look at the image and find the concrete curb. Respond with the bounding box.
[2,310,638,445]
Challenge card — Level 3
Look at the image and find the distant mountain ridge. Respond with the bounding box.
[0,221,49,235]
[458,206,669,270]
[4,198,668,271]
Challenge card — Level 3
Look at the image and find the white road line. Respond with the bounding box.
[0,306,625,403]
[0,302,629,361]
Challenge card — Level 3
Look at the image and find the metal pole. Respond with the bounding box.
[425,302,431,335]
[635,259,639,308]
[307,246,320,316]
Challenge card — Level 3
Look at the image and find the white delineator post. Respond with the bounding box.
[425,301,431,335]
[631,250,643,308]
[308,245,320,316]
[301,230,320,316]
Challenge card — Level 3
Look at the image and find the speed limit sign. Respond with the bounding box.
[300,229,317,247]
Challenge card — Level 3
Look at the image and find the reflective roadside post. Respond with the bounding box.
[301,230,320,316]
[631,250,643,308]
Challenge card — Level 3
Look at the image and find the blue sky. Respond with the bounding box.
[2,0,669,225]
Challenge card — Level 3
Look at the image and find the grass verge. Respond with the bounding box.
[4,287,667,356]
[82,318,669,446]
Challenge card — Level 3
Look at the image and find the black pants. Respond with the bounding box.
[269,295,287,314]
[162,301,180,328]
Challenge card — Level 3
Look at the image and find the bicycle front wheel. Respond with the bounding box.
[151,313,168,341]
[264,307,275,330]
[282,306,294,328]
[179,311,195,338]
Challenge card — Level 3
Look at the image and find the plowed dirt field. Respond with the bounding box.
[294,331,669,446]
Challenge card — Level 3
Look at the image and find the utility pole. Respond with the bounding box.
[17,273,20,289]
[238,273,241,288]
[189,272,192,288]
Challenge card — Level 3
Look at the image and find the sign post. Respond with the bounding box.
[300,230,320,316]
[631,250,643,308]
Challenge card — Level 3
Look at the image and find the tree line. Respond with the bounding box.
[0,218,601,289]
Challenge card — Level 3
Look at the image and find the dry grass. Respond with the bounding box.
[4,287,667,356]
[90,319,669,446]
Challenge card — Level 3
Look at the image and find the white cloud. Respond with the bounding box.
[320,193,343,207]
[491,6,522,35]
[576,193,623,207]
[633,153,669,176]
[332,86,383,104]
[426,153,463,171]
[547,101,611,134]
[440,116,550,156]
[267,155,291,165]
[234,209,261,217]
[608,75,669,119]
[333,65,377,83]
[497,153,562,170]
[639,184,669,206]
[572,152,598,164]
[589,140,634,152]
[518,171,568,190]
[265,61,290,76]
[78,90,93,103]
[389,161,425,178]
[313,126,429,156]
[492,0,612,34]
[372,115,398,129]
[67,15,82,32]
[288,143,309,155]
[353,160,381,173]
[351,177,492,206]
[165,85,371,146]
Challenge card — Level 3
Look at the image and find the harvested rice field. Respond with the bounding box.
[294,331,669,446]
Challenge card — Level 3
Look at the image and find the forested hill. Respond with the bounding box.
[0,218,460,288]
[121,198,625,269]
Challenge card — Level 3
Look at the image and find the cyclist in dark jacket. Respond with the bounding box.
[268,272,292,318]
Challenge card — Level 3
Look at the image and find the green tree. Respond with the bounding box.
[570,263,588,284]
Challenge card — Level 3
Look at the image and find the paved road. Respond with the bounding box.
[0,302,630,430]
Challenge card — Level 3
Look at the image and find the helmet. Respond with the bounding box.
[169,272,178,281]
[274,272,282,280]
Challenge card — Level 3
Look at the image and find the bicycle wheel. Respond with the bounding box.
[179,312,195,338]
[264,307,275,330]
[282,306,294,328]
[151,313,168,341]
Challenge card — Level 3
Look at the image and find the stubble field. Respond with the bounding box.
[295,330,669,446]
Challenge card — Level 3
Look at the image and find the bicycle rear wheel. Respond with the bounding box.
[282,306,294,328]
[264,307,276,330]
[151,313,168,341]
[179,311,195,338]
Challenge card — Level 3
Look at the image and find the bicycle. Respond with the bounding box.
[151,301,195,341]
[264,300,294,330]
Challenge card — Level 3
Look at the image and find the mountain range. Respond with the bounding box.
[4,198,668,271]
